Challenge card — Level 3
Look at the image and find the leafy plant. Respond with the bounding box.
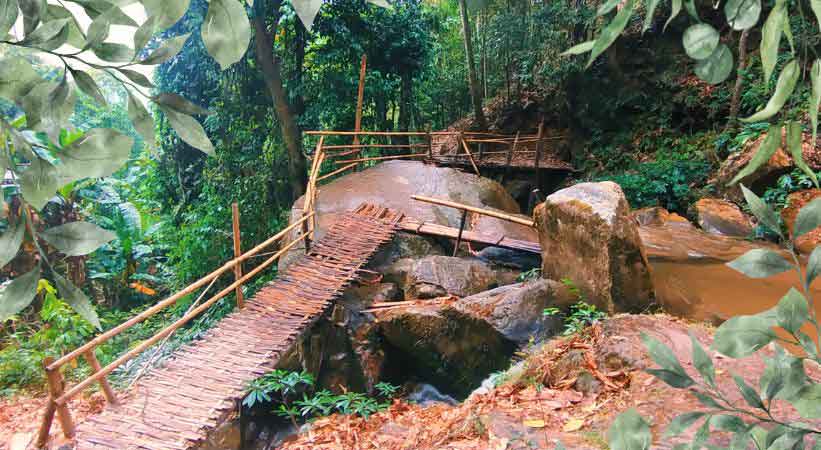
[517,268,541,282]
[607,185,821,448]
[542,278,607,335]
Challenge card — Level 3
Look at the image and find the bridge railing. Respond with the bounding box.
[35,210,315,448]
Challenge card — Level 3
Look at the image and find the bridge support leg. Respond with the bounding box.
[232,202,244,308]
[34,395,56,448]
[42,357,75,441]
[453,209,468,257]
[83,350,119,406]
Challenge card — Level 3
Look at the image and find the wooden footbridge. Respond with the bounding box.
[35,205,404,449]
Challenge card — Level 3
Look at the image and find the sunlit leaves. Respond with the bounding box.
[786,121,818,189]
[810,60,820,150]
[53,272,101,329]
[794,197,821,238]
[0,56,43,100]
[0,219,25,269]
[41,221,115,256]
[725,0,761,30]
[694,43,733,85]
[729,130,782,188]
[57,128,133,185]
[291,0,323,31]
[727,249,792,278]
[775,288,808,334]
[140,33,190,65]
[159,106,214,155]
[761,0,786,84]
[20,17,69,47]
[812,0,821,30]
[608,409,651,450]
[140,0,190,29]
[642,0,660,33]
[93,42,134,63]
[127,90,155,149]
[0,267,40,322]
[117,68,154,89]
[0,0,18,38]
[713,314,776,358]
[153,93,210,116]
[70,68,107,107]
[586,0,636,68]
[682,24,719,60]
[742,59,799,123]
[201,0,252,70]
[19,158,60,210]
[664,0,682,30]
[792,384,821,419]
[18,0,45,36]
[561,41,594,56]
[642,332,695,388]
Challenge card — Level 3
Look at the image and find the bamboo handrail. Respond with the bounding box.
[55,232,309,406]
[334,153,427,164]
[317,163,357,182]
[321,143,428,150]
[459,137,480,175]
[306,130,433,136]
[410,195,535,227]
[46,212,315,371]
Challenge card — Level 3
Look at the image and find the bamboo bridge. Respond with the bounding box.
[33,127,551,449]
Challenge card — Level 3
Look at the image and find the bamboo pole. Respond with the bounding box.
[317,163,357,182]
[44,358,75,437]
[502,132,519,184]
[231,203,244,309]
[334,153,427,164]
[459,136,481,176]
[46,212,314,372]
[306,131,432,136]
[321,143,427,150]
[426,125,433,160]
[34,393,57,448]
[410,195,535,227]
[83,350,119,406]
[56,233,309,406]
[535,121,544,187]
[453,209,468,256]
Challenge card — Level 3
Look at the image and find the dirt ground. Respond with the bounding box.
[279,314,821,450]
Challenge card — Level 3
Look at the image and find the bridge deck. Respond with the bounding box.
[73,205,402,450]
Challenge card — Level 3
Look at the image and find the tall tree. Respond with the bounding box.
[254,0,308,200]
[457,0,487,130]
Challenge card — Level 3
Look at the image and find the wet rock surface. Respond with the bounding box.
[690,198,752,237]
[534,181,654,313]
[405,255,519,299]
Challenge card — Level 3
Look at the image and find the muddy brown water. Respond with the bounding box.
[640,223,821,324]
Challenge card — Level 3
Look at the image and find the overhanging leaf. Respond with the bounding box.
[727,248,793,278]
[18,0,45,36]
[808,246,821,286]
[57,128,133,185]
[694,43,733,85]
[810,60,820,153]
[760,0,786,84]
[812,0,820,32]
[291,0,323,31]
[20,17,69,46]
[0,267,40,322]
[664,0,681,30]
[734,374,765,409]
[140,0,190,29]
[608,409,651,450]
[742,59,799,123]
[561,40,594,56]
[127,90,155,149]
[730,128,782,187]
[725,0,761,30]
[775,288,809,334]
[0,0,18,38]
[586,0,635,68]
[792,383,821,419]
[786,121,818,188]
[92,43,134,63]
[794,197,821,238]
[664,412,705,437]
[117,68,154,89]
[682,23,719,60]
[53,272,101,329]
[153,92,210,116]
[140,33,190,65]
[0,219,25,269]
[19,158,60,210]
[201,0,252,70]
[41,221,116,256]
[70,68,107,107]
[713,314,777,357]
[690,332,715,386]
[160,105,214,155]
[597,0,619,15]
[642,0,660,33]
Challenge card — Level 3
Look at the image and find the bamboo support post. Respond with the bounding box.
[46,212,315,372]
[334,153,427,165]
[35,391,57,448]
[502,132,519,184]
[535,121,544,186]
[352,54,367,166]
[83,350,119,406]
[231,203,244,308]
[453,209,468,256]
[426,125,433,160]
[55,231,310,406]
[44,358,75,438]
[410,194,535,227]
[459,136,481,176]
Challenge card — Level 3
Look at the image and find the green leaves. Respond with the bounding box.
[159,106,214,155]
[792,383,821,419]
[730,128,780,189]
[140,33,190,65]
[0,267,40,322]
[794,198,821,238]
[0,0,18,38]
[127,90,155,149]
[57,128,133,185]
[733,374,765,410]
[19,158,60,210]
[682,24,719,60]
[18,0,45,36]
[725,0,761,30]
[291,0,324,31]
[740,185,781,236]
[0,219,25,269]
[0,56,43,100]
[690,333,715,386]
[561,41,594,56]
[810,60,820,151]
[642,0,660,33]
[642,332,694,388]
[586,0,636,68]
[608,409,651,450]
[140,0,190,29]
[727,249,792,278]
[201,0,252,70]
[713,314,776,357]
[664,412,705,437]
[786,121,818,189]
[664,0,682,30]
[70,68,107,107]
[694,44,733,85]
[53,272,101,329]
[775,288,808,334]
[807,246,821,286]
[41,221,115,257]
[760,0,786,84]
[742,59,799,123]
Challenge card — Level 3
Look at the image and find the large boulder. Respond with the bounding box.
[712,133,792,203]
[453,279,574,343]
[690,198,752,237]
[533,181,654,313]
[405,255,519,299]
[782,189,821,254]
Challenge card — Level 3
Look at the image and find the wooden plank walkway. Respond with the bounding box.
[72,205,403,450]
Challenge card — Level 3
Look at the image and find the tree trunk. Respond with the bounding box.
[728,29,750,128]
[253,0,307,201]
[457,0,487,130]
[397,71,412,146]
